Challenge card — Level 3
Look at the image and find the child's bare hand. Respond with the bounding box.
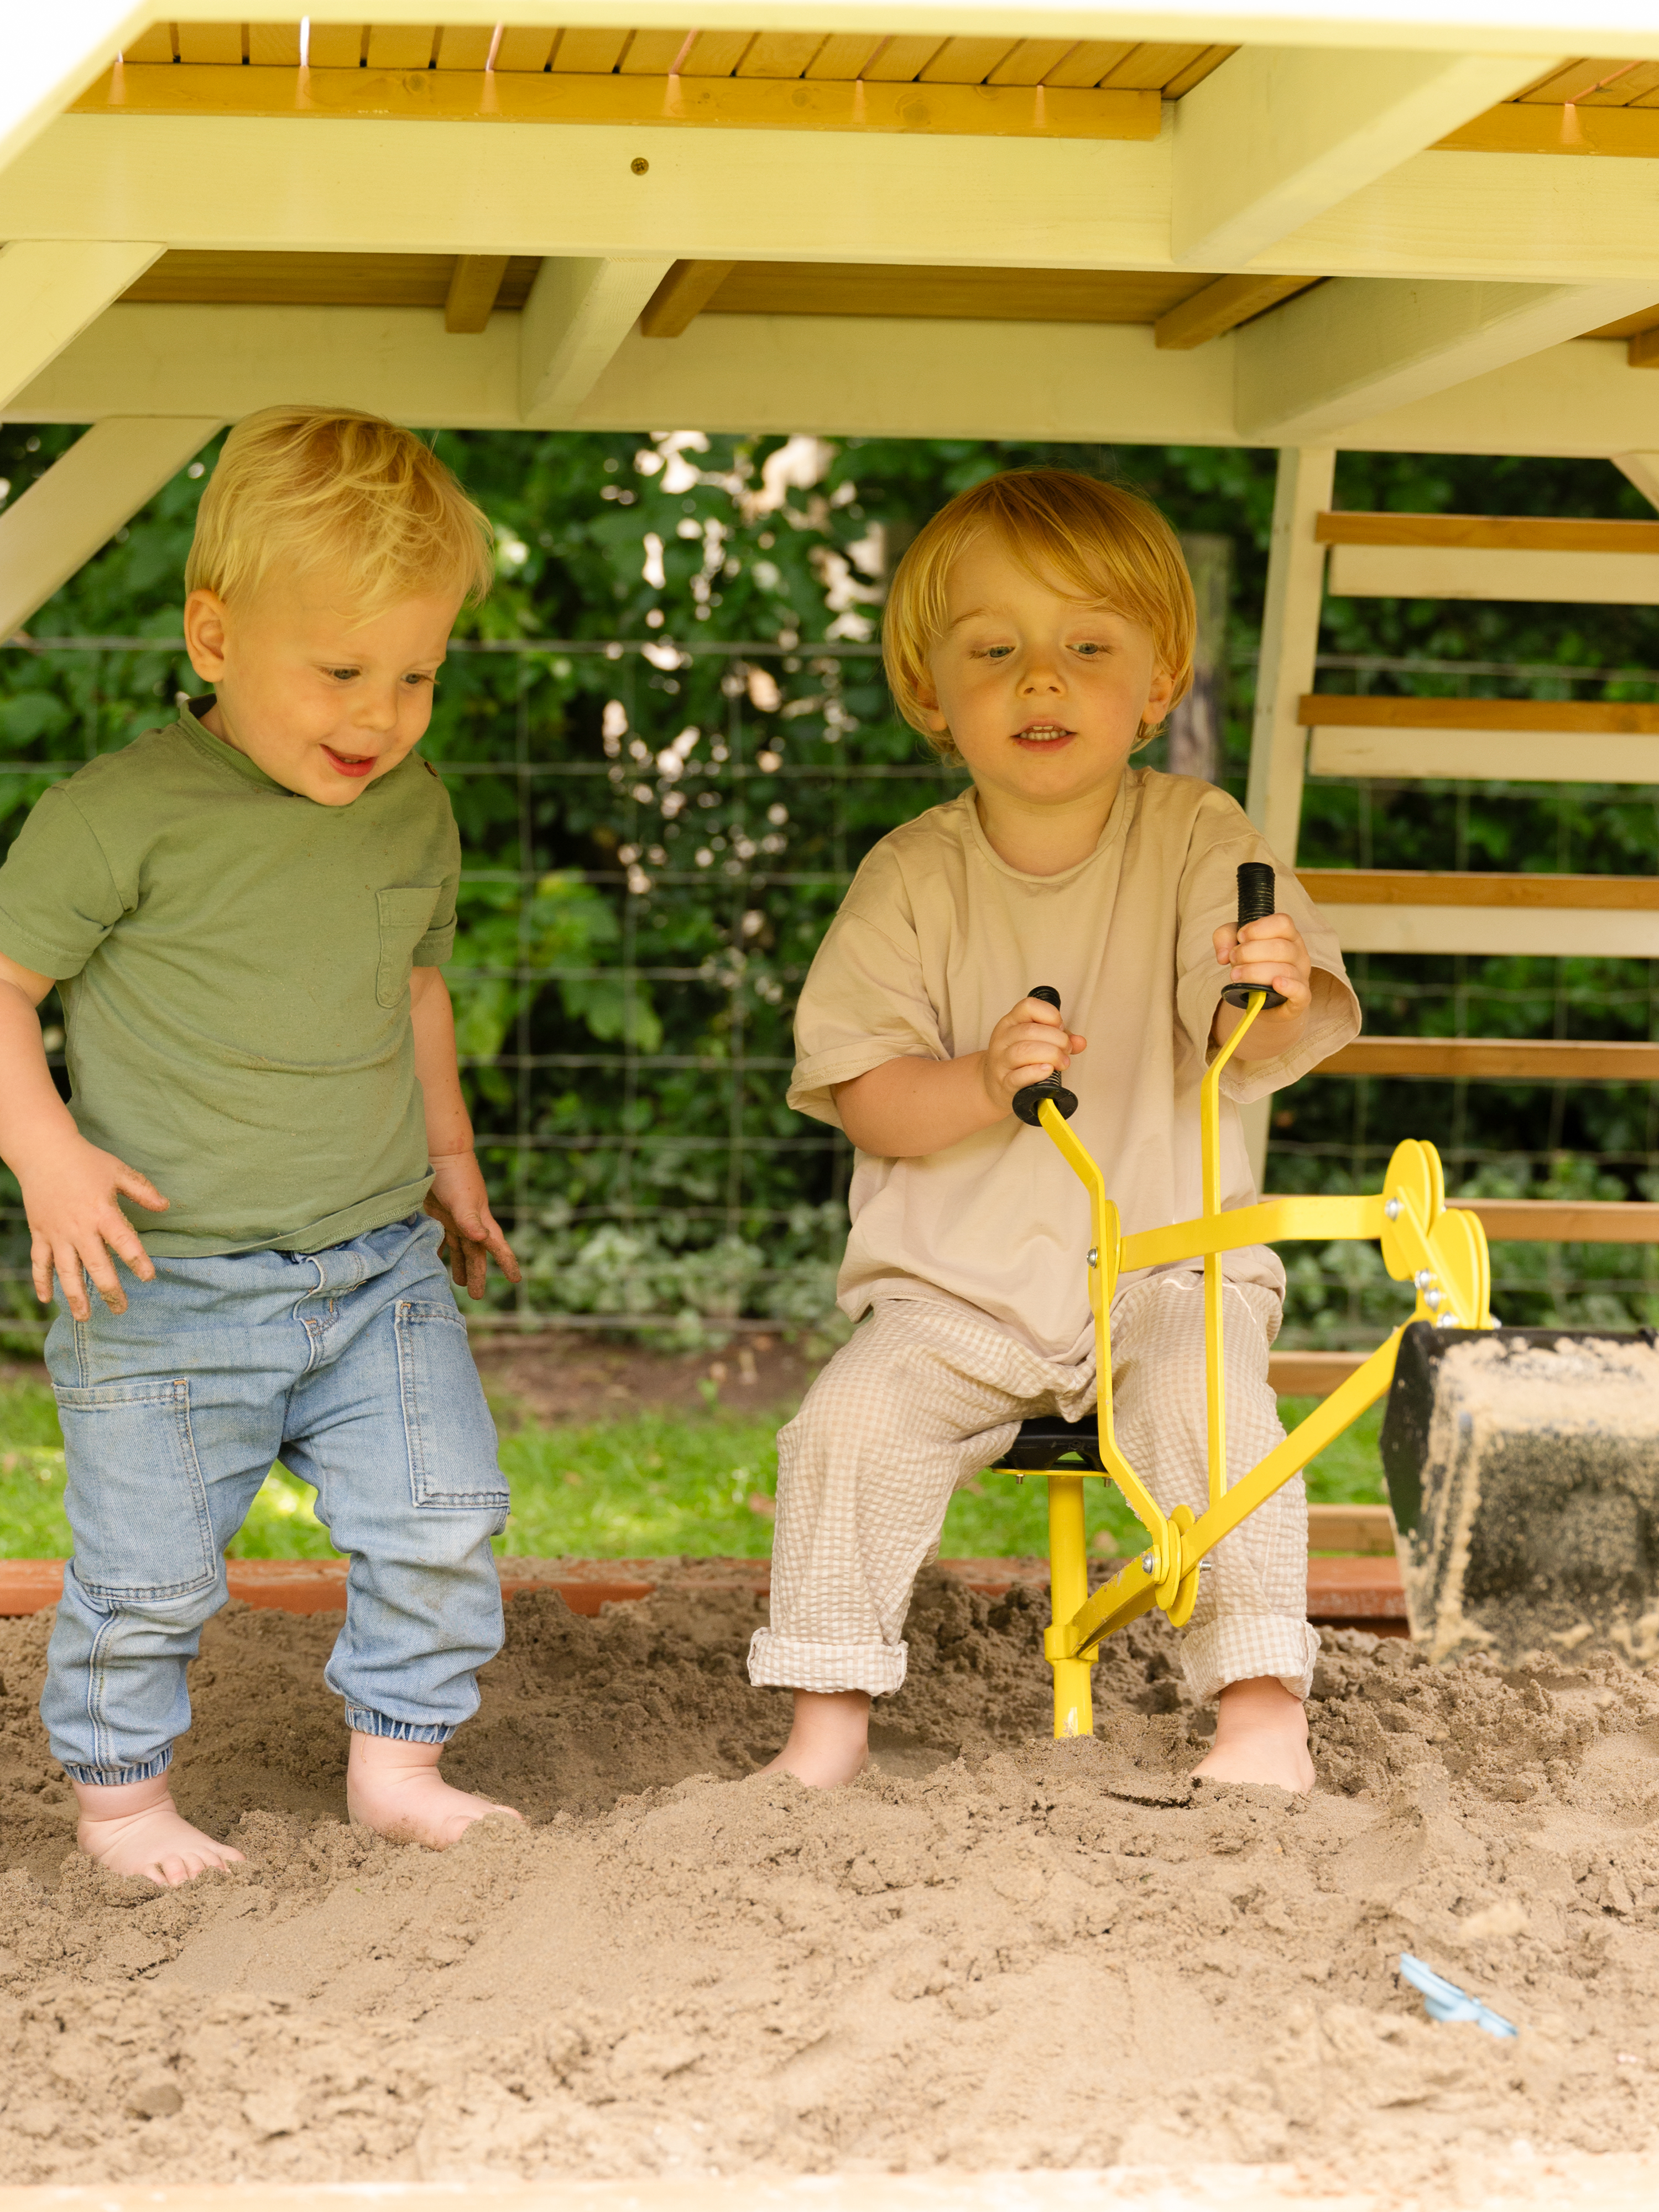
[979,994,1086,1117]
[425,1150,521,1298]
[1213,911,1313,1023]
[20,1133,168,1319]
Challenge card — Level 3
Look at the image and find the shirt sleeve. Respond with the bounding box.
[0,784,126,980]
[412,787,460,968]
[787,863,945,1129]
[1174,800,1361,1105]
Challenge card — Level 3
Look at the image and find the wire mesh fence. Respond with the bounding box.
[2,631,1658,1355]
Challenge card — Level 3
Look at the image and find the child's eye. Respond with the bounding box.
[980,644,1014,660]
[403,671,437,688]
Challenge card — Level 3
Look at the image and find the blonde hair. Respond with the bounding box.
[882,467,1196,758]
[185,405,495,615]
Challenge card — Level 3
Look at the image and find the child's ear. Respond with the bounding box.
[913,673,950,737]
[183,589,229,685]
[1144,661,1178,729]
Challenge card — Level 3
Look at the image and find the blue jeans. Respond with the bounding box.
[41,1214,508,1785]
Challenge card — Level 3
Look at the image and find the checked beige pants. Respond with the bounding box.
[748,1273,1318,1707]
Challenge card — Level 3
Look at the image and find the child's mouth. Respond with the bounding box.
[322,745,378,779]
[1011,723,1074,749]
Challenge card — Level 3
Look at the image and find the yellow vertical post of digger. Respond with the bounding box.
[992,867,1495,1738]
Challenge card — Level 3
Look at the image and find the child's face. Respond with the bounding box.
[183,568,462,807]
[918,534,1175,812]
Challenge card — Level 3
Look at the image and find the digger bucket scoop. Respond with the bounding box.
[1381,1322,1659,1667]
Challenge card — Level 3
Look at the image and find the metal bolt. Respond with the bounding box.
[1140,1552,1154,1574]
[1384,1199,1401,1220]
[1436,1312,1458,1328]
[1414,1270,1433,1290]
[1087,1246,1098,1269]
[1424,1288,1443,1310]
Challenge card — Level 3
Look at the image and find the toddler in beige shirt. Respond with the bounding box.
[750,467,1359,1793]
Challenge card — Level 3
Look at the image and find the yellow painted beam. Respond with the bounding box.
[71,63,1162,140]
[1118,1194,1384,1274]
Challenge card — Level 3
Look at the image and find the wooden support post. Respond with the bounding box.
[0,418,220,641]
[1,0,143,179]
[519,257,675,421]
[1241,447,1333,1188]
[641,259,739,338]
[444,254,510,336]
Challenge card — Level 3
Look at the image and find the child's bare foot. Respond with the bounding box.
[346,1732,523,1848]
[758,1688,870,1787]
[74,1773,246,1887]
[1192,1675,1316,1793]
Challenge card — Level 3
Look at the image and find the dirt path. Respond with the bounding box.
[3,1577,1659,2189]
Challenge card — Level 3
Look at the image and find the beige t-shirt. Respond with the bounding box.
[789,773,1360,1359]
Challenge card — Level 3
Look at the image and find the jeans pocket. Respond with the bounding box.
[394,1299,509,1511]
[54,1379,218,1600]
[376,885,442,1009]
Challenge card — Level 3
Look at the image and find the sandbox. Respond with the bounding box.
[4,1570,1659,2204]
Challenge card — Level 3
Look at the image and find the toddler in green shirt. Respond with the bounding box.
[0,406,523,1884]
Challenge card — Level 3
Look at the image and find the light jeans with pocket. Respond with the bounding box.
[40,1213,508,1785]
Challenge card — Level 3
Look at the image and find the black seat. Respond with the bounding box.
[998,1413,1104,1472]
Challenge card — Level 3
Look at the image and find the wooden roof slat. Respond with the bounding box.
[1039,41,1139,87]
[364,24,438,70]
[493,26,556,70]
[433,24,493,69]
[306,22,366,66]
[121,23,178,62]
[919,39,1021,84]
[1161,44,1237,97]
[1099,43,1212,91]
[737,33,829,79]
[1436,102,1659,153]
[803,34,885,78]
[76,63,1162,138]
[1317,512,1659,554]
[1577,62,1659,103]
[248,22,302,65]
[176,22,244,65]
[677,30,758,77]
[862,36,950,82]
[987,41,1078,86]
[548,28,629,72]
[1516,57,1638,103]
[619,29,692,74]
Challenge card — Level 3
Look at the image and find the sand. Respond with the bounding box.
[6,1577,1659,2192]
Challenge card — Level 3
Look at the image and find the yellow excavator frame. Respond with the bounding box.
[1001,989,1496,1739]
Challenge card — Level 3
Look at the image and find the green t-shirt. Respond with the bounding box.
[0,702,460,1256]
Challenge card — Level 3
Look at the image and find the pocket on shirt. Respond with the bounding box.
[376,885,444,1009]
[393,1299,509,1514]
[54,1379,218,1600]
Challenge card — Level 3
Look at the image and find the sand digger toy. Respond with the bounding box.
[998,863,1659,1736]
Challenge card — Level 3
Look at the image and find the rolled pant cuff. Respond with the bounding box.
[748,1627,907,1697]
[1180,1617,1320,1706]
[59,1749,174,1787]
[345,1707,456,1744]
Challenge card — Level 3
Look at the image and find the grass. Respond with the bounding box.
[0,1378,1386,1563]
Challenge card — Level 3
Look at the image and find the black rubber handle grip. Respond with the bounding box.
[1012,984,1079,1126]
[1221,863,1287,1009]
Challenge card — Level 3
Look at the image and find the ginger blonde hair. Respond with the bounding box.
[882,467,1196,758]
[185,405,495,615]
